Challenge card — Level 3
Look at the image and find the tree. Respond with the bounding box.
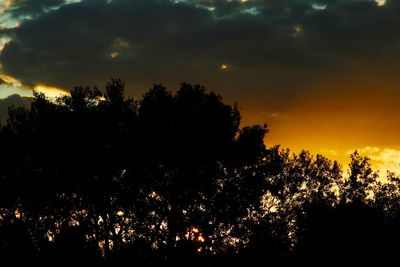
[136,82,267,256]
[340,151,378,204]
[1,78,399,266]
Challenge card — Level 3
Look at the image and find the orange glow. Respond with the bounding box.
[116,210,124,216]
[34,84,69,98]
[14,208,21,219]
[110,51,119,59]
[0,73,22,85]
[0,0,12,14]
[239,76,400,174]
[221,64,228,70]
[0,38,11,52]
[375,0,386,6]
[294,26,302,33]
[198,235,205,243]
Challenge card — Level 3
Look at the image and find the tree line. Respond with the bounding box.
[0,79,399,266]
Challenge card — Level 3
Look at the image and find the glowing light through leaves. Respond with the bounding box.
[197,235,205,243]
[294,25,303,34]
[113,38,129,49]
[110,51,119,59]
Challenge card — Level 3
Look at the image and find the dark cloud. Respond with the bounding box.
[5,0,68,19]
[1,0,400,108]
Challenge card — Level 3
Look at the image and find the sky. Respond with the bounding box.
[0,0,400,173]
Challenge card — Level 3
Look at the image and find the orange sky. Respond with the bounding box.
[238,76,400,174]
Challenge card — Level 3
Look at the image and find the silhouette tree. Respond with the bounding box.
[0,219,36,265]
[340,151,378,204]
[1,79,400,266]
[136,82,266,259]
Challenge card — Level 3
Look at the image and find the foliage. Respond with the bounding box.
[0,79,398,266]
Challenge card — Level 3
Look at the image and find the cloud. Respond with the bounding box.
[1,0,398,98]
[0,0,399,119]
[1,0,213,89]
[352,147,400,176]
[0,73,32,98]
[0,73,67,99]
[0,0,79,23]
[1,0,400,167]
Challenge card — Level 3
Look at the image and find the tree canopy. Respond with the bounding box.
[0,79,399,266]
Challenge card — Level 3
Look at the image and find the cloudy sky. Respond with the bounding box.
[1,0,400,172]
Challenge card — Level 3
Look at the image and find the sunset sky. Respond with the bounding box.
[1,0,400,173]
